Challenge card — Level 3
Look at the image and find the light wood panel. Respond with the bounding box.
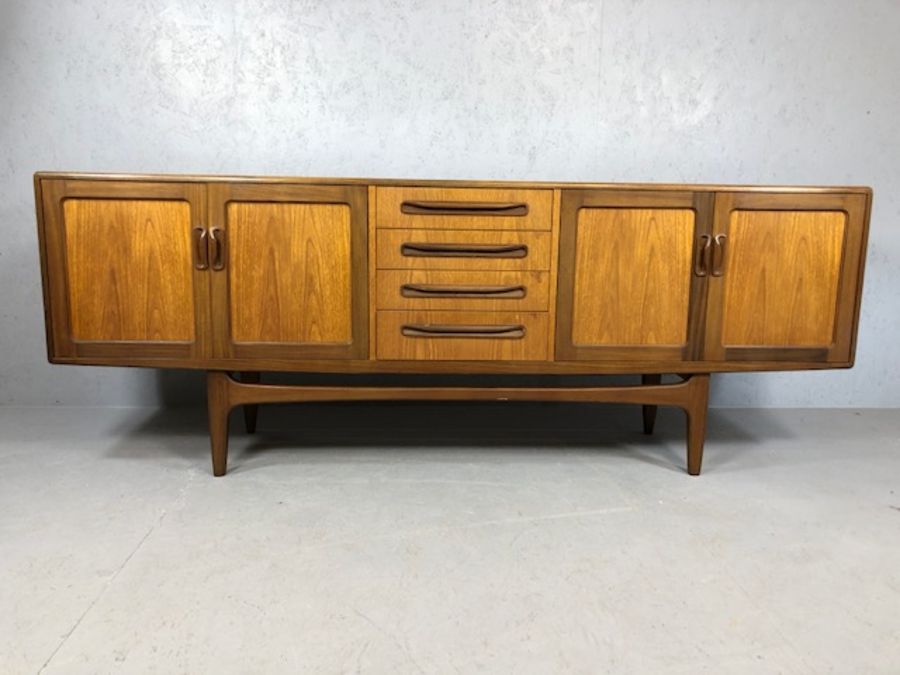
[63,198,195,341]
[228,202,352,344]
[376,270,551,311]
[377,310,549,361]
[555,190,713,362]
[572,208,695,346]
[377,229,551,270]
[376,186,552,230]
[721,210,846,347]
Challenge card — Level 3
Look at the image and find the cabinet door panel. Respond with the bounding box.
[210,184,367,360]
[65,199,195,342]
[571,208,694,346]
[556,191,712,361]
[228,202,352,344]
[704,192,869,362]
[39,179,210,361]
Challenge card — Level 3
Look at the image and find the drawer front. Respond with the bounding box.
[376,310,549,361]
[376,270,551,311]
[377,229,551,271]
[376,186,552,231]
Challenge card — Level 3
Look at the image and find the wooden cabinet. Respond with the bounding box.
[703,192,869,363]
[35,173,872,476]
[208,183,368,360]
[39,179,211,360]
[556,190,713,361]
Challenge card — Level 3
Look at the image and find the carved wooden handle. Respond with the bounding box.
[192,227,209,271]
[694,234,711,277]
[400,283,526,299]
[209,227,226,271]
[401,324,526,339]
[400,200,528,216]
[400,242,528,258]
[711,234,727,277]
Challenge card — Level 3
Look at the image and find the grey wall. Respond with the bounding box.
[1,0,898,407]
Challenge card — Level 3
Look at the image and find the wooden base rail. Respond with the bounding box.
[206,371,711,477]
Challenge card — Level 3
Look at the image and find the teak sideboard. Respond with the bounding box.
[33,173,872,476]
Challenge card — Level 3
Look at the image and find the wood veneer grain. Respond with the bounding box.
[721,210,845,347]
[227,201,352,344]
[375,269,551,311]
[571,208,694,347]
[63,198,195,342]
[376,186,553,230]
[376,229,551,271]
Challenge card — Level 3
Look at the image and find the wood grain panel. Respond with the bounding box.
[377,229,551,270]
[63,199,195,342]
[376,186,552,230]
[228,202,352,344]
[376,270,551,311]
[721,210,846,347]
[571,208,694,346]
[377,310,549,361]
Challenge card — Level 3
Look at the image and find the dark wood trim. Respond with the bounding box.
[46,354,854,374]
[34,171,873,196]
[205,371,713,476]
[555,189,714,362]
[240,371,260,433]
[207,182,369,361]
[847,189,873,367]
[34,174,54,360]
[641,374,662,434]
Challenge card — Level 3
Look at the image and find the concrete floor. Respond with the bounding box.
[1,403,898,674]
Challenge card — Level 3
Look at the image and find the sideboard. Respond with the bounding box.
[34,173,872,476]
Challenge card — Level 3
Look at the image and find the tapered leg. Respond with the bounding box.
[684,374,711,476]
[641,374,662,434]
[240,372,260,433]
[207,372,233,477]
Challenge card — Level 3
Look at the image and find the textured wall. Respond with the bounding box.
[1,0,898,407]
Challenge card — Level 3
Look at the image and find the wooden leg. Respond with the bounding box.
[207,372,233,477]
[641,374,662,434]
[240,372,260,433]
[683,374,711,476]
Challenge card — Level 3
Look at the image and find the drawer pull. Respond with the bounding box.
[400,283,527,299]
[400,200,528,216]
[401,242,528,258]
[401,323,526,339]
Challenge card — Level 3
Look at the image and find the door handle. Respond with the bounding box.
[711,234,727,277]
[192,227,209,271]
[209,227,226,271]
[694,234,711,277]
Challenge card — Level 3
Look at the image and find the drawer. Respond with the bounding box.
[376,270,551,311]
[377,229,552,271]
[376,311,549,361]
[376,186,552,231]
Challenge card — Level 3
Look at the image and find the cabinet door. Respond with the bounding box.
[556,190,713,361]
[704,192,869,363]
[209,183,368,360]
[39,178,211,361]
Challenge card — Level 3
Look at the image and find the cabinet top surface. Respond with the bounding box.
[34,171,872,195]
